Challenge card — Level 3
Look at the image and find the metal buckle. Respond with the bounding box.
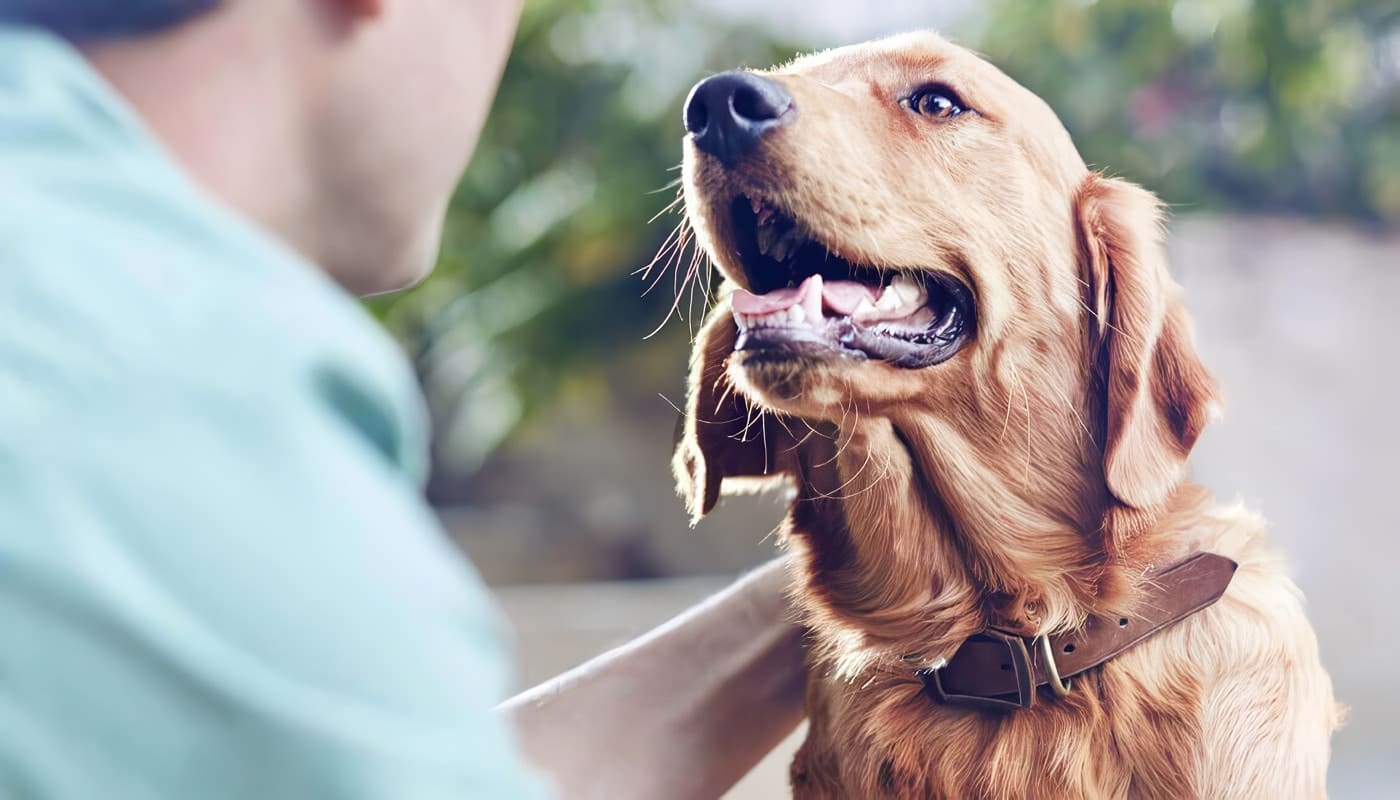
[921,628,1036,710]
[1035,634,1073,698]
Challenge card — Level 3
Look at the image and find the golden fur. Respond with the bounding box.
[673,32,1340,798]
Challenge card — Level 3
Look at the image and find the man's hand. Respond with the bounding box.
[499,558,807,799]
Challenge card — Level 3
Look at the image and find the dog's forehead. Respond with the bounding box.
[774,31,1076,154]
[775,32,1087,187]
[778,32,997,90]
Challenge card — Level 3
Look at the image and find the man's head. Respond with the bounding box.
[31,0,521,295]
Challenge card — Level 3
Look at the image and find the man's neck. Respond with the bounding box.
[80,10,319,269]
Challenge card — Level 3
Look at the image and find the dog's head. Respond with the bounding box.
[674,33,1218,638]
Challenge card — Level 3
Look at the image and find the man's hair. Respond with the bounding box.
[0,0,221,40]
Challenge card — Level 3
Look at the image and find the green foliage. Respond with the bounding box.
[369,0,795,481]
[973,0,1400,221]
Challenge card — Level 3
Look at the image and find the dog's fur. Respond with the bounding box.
[673,33,1339,798]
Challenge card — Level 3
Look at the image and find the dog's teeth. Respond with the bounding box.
[893,274,926,305]
[878,275,926,314]
[789,305,806,324]
[851,296,877,322]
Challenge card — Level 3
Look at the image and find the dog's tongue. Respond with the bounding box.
[731,274,881,318]
[730,280,809,314]
[821,281,880,315]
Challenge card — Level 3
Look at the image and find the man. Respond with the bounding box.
[0,2,806,797]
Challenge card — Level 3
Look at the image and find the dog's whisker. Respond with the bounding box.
[826,446,897,502]
[671,234,709,331]
[712,368,741,416]
[770,411,802,442]
[656,392,684,416]
[759,520,784,546]
[828,375,864,467]
[636,218,686,282]
[1041,369,1094,443]
[998,372,1016,444]
[760,413,770,475]
[814,444,880,501]
[1006,358,1035,491]
[1073,295,1143,351]
[684,245,708,339]
[645,178,685,201]
[642,225,702,340]
[737,401,762,442]
[782,425,821,453]
[639,228,688,303]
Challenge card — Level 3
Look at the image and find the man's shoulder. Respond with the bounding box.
[0,25,419,438]
[1,152,427,463]
[3,160,375,358]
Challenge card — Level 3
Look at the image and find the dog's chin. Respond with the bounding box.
[728,349,870,420]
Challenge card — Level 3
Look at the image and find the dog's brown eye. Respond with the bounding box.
[903,88,965,119]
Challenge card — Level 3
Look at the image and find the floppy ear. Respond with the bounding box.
[1076,174,1219,511]
[673,301,795,524]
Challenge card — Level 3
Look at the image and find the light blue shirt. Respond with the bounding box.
[0,27,547,799]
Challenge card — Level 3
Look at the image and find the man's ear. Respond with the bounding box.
[673,301,795,524]
[1076,174,1219,511]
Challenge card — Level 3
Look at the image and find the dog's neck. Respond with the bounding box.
[782,416,1212,676]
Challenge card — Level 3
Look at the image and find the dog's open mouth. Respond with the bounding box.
[727,195,973,369]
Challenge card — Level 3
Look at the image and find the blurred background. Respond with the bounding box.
[368,0,1399,795]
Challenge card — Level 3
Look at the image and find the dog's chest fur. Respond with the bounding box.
[790,637,1201,798]
[779,489,1337,800]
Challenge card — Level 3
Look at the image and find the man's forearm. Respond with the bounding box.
[499,558,807,800]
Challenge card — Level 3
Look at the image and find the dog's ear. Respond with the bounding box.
[673,301,795,524]
[1076,174,1219,511]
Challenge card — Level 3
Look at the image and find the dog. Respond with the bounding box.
[671,32,1340,798]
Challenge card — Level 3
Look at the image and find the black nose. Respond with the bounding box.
[683,71,795,165]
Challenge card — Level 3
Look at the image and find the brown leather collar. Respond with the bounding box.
[921,552,1237,711]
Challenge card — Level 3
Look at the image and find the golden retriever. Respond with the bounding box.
[671,32,1340,798]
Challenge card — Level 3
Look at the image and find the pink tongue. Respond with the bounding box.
[731,284,804,314]
[731,275,880,317]
[821,281,879,315]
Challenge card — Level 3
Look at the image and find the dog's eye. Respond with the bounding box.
[902,87,965,119]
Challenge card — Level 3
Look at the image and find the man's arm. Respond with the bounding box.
[501,558,807,800]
